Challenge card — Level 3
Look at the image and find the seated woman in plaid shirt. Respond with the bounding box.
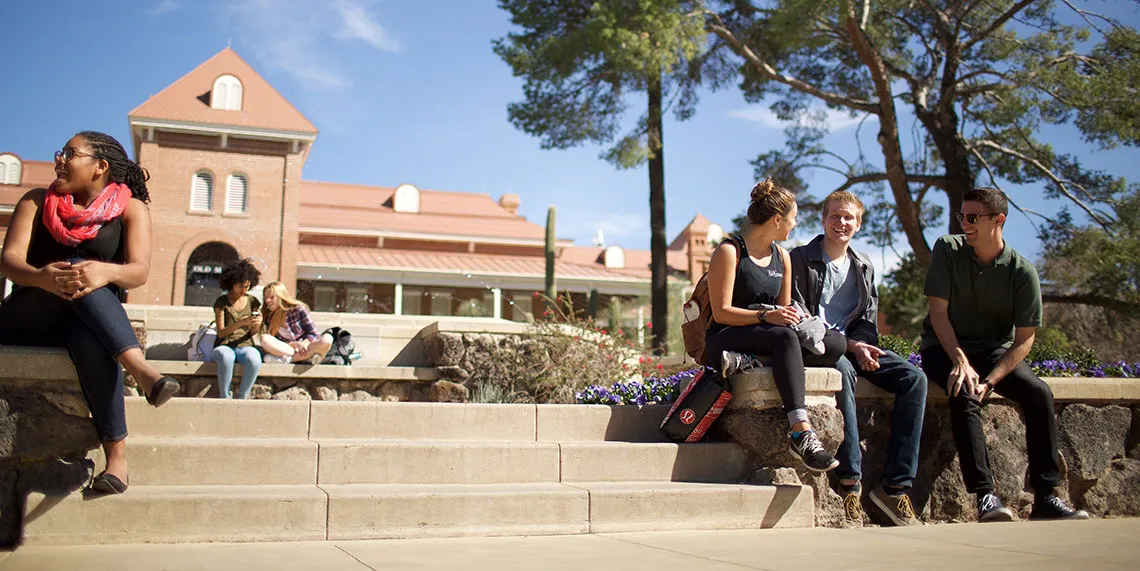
[259,281,335,364]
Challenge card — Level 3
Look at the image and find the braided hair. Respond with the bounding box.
[76,131,151,203]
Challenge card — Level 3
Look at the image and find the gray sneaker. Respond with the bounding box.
[721,351,763,377]
[841,486,865,528]
[977,492,1015,522]
[870,485,921,526]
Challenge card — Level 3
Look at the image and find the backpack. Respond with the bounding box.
[320,327,357,365]
[187,322,217,361]
[681,235,745,366]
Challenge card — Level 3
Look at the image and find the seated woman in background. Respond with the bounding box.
[0,131,180,494]
[259,281,333,364]
[211,258,262,399]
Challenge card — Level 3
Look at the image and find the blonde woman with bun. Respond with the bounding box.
[705,179,846,472]
[259,281,334,364]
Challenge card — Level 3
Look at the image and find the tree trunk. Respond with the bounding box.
[647,70,668,355]
[916,109,973,238]
[842,6,930,265]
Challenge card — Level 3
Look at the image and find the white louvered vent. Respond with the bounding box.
[226,174,248,213]
[0,154,20,185]
[191,172,213,211]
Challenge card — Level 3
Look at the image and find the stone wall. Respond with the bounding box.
[718,394,1140,526]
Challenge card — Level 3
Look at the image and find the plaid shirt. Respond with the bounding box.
[276,306,319,343]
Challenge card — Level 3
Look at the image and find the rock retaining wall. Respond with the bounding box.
[719,397,1140,526]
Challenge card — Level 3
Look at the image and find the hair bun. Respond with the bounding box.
[751,179,776,202]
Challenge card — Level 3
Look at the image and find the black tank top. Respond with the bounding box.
[709,238,785,334]
[26,195,127,268]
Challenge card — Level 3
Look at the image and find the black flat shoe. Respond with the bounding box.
[145,377,181,408]
[89,471,128,494]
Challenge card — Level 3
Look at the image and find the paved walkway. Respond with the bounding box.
[1,518,1137,571]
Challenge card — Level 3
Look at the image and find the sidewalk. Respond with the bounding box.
[2,518,1137,571]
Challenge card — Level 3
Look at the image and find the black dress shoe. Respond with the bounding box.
[145,377,181,408]
[89,471,128,494]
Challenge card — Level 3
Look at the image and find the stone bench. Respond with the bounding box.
[0,346,444,402]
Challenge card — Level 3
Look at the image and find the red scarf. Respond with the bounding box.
[42,182,132,247]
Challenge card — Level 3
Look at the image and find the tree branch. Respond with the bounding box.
[971,139,1117,232]
[704,12,879,113]
[962,0,1038,53]
[1042,293,1140,315]
[830,173,947,193]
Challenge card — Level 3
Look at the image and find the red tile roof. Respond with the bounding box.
[558,245,689,278]
[299,180,547,241]
[298,245,653,282]
[129,48,317,134]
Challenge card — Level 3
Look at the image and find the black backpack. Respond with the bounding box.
[320,327,357,365]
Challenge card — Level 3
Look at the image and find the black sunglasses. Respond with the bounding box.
[955,212,998,225]
[54,147,97,162]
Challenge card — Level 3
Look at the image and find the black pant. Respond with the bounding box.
[920,346,1061,494]
[0,285,139,442]
[705,324,845,413]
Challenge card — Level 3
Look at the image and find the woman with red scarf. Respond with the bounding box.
[0,132,180,495]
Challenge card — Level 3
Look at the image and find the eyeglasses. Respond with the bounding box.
[54,148,97,162]
[955,212,998,225]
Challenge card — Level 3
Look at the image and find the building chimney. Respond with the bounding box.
[499,193,521,214]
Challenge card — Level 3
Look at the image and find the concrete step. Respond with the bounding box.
[316,440,560,485]
[567,481,814,533]
[322,483,589,540]
[558,442,745,483]
[320,481,811,541]
[123,438,318,486]
[22,485,328,545]
[125,398,311,439]
[308,402,537,441]
[313,441,744,485]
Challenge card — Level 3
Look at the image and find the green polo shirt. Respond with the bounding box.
[920,235,1042,353]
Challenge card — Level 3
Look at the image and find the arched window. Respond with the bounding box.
[393,183,421,213]
[211,75,243,111]
[603,246,626,269]
[226,174,249,213]
[191,171,214,211]
[0,154,21,185]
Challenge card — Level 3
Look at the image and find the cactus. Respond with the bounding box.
[545,206,557,317]
[587,289,599,319]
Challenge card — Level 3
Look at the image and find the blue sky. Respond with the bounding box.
[2,0,1137,278]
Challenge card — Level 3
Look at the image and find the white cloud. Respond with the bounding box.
[148,0,178,16]
[225,0,399,89]
[728,105,876,132]
[333,0,402,52]
[592,213,648,243]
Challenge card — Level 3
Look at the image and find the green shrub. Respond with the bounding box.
[878,333,919,358]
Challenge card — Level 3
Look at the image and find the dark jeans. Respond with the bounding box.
[920,346,1061,494]
[705,324,845,413]
[0,285,139,442]
[834,351,927,490]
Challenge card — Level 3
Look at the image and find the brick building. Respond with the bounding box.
[0,48,723,323]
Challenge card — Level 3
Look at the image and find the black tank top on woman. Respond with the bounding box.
[708,238,785,335]
[23,193,127,296]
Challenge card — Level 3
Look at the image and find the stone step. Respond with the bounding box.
[123,438,318,486]
[21,485,328,545]
[314,441,744,485]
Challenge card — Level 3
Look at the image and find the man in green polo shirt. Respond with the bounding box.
[920,187,1088,522]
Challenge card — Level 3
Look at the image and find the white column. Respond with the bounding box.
[393,283,404,316]
[492,287,502,319]
[637,305,645,346]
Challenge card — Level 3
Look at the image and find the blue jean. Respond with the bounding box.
[0,284,138,442]
[212,345,260,399]
[834,350,927,489]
